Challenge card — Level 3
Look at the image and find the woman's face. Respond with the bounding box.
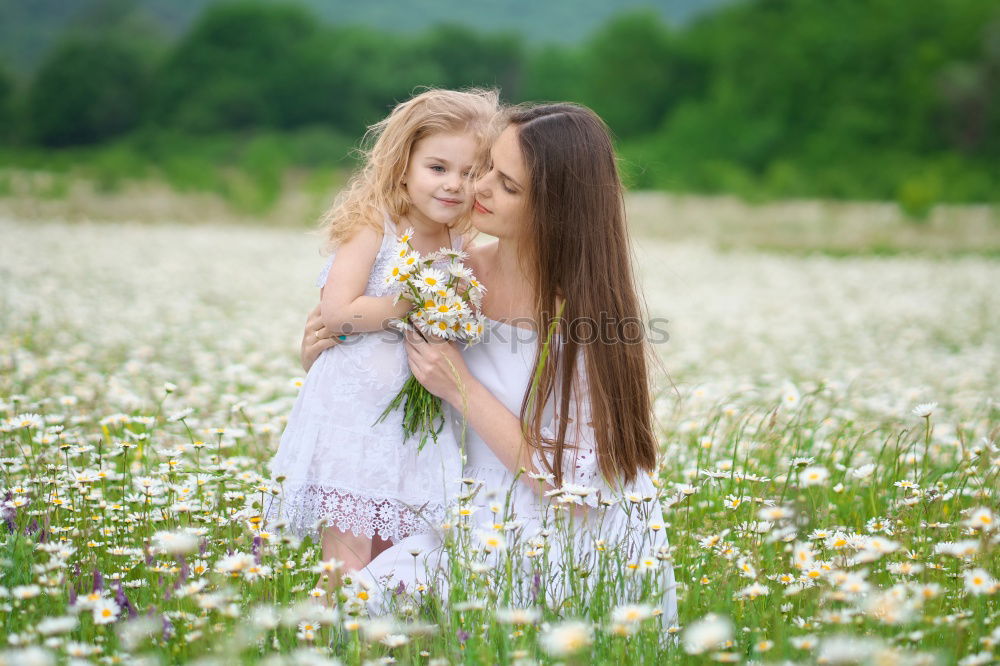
[471,125,530,240]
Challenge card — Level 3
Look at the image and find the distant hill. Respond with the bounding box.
[0,0,736,75]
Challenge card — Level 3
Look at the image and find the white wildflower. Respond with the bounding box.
[683,613,732,655]
[540,620,593,657]
[963,568,997,595]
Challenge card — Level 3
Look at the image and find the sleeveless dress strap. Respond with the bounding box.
[319,215,396,289]
[316,255,334,288]
[378,213,400,257]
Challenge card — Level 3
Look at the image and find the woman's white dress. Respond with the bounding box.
[357,317,679,624]
[264,216,463,543]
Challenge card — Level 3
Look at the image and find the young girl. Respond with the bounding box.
[265,89,499,579]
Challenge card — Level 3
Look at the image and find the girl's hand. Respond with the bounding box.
[301,303,339,372]
[403,329,475,409]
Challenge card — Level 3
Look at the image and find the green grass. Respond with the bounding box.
[0,214,996,665]
[1,310,997,664]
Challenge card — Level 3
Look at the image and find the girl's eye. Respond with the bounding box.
[430,165,445,173]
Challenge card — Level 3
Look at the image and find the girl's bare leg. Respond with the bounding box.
[370,534,393,559]
[315,527,372,606]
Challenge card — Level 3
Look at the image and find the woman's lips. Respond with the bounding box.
[473,199,492,214]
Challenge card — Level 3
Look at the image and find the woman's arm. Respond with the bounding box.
[403,331,594,501]
[300,304,337,372]
[319,225,411,335]
[403,332,533,470]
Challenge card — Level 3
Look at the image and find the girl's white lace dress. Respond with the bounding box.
[357,318,679,627]
[264,215,463,543]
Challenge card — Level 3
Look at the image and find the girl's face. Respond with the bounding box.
[403,131,479,229]
[472,125,530,240]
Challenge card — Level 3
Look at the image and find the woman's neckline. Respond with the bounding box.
[481,314,536,333]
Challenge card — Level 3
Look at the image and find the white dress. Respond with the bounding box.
[264,216,463,543]
[357,317,679,626]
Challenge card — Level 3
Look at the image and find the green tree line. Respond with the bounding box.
[0,0,997,209]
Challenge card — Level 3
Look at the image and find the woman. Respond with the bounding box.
[301,103,678,623]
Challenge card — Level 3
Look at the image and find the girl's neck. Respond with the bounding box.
[400,212,452,252]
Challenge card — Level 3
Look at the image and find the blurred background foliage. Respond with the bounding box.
[0,0,997,217]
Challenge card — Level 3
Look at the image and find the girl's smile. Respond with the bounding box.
[402,131,479,231]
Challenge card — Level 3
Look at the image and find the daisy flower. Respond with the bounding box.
[495,607,541,625]
[850,462,876,479]
[790,634,818,650]
[15,413,44,429]
[477,530,507,552]
[799,465,829,487]
[415,268,448,294]
[540,620,593,657]
[735,581,769,599]
[683,614,732,655]
[611,604,653,624]
[758,505,794,521]
[448,263,473,280]
[963,568,997,595]
[792,542,815,569]
[152,530,200,555]
[965,507,994,531]
[437,247,468,261]
[934,540,980,558]
[92,598,121,625]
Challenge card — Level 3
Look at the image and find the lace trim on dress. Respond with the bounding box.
[267,483,448,544]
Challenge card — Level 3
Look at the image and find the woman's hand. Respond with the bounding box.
[300,303,339,372]
[403,329,475,410]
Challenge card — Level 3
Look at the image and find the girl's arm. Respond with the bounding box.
[320,225,411,335]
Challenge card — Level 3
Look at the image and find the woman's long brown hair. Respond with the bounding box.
[509,103,658,488]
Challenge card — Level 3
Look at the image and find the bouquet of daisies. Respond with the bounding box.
[375,228,487,450]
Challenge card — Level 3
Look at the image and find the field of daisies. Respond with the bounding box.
[1,215,998,665]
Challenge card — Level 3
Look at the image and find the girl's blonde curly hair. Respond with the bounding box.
[320,87,501,251]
